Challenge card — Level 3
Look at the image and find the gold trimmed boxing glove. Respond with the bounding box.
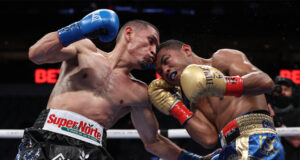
[148,79,193,125]
[180,64,243,103]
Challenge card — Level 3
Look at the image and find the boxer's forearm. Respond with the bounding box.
[242,71,274,95]
[185,116,218,149]
[144,134,182,160]
[28,31,79,64]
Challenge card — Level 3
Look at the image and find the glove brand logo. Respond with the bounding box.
[46,113,102,145]
[199,66,223,85]
[91,13,102,23]
[225,77,237,84]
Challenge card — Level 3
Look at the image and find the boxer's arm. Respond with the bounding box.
[184,110,219,149]
[29,9,118,64]
[29,32,95,64]
[212,49,274,95]
[131,103,182,160]
[148,79,218,148]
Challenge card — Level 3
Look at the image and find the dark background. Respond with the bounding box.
[0,0,300,159]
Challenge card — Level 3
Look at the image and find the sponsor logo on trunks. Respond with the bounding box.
[52,153,69,160]
[79,150,90,160]
[262,120,275,130]
[222,120,238,137]
[258,135,280,155]
[50,151,89,160]
[47,114,102,144]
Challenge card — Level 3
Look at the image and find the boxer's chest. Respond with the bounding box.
[192,97,225,119]
[68,53,143,106]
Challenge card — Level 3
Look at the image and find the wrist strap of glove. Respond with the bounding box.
[58,22,85,47]
[177,150,202,160]
[224,76,244,97]
[169,101,193,126]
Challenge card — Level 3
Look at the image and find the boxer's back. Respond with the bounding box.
[47,50,147,129]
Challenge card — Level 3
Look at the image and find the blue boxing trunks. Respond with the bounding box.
[212,110,285,160]
[16,109,113,160]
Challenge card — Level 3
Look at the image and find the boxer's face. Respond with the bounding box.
[155,48,189,85]
[129,26,159,69]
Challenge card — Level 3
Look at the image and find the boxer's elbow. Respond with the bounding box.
[264,78,274,92]
[143,140,161,157]
[244,71,274,94]
[260,73,274,93]
[141,135,159,153]
[198,136,218,149]
[144,142,155,154]
[28,45,45,64]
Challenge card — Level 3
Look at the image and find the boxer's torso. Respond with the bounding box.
[46,49,148,129]
[191,59,269,132]
[192,95,268,132]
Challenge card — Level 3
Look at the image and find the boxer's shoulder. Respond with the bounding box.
[211,49,244,74]
[70,38,98,54]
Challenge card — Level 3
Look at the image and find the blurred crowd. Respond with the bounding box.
[266,76,300,160]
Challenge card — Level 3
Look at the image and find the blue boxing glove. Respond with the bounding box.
[58,9,119,46]
[178,149,222,160]
[178,150,202,160]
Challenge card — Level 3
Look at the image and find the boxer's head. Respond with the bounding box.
[155,39,194,85]
[116,20,159,70]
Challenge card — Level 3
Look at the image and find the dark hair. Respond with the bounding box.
[274,76,298,98]
[275,76,296,89]
[156,39,185,54]
[116,20,159,42]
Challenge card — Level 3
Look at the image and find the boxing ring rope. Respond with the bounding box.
[0,128,300,139]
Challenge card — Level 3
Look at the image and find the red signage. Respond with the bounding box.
[35,69,60,84]
[155,72,162,79]
[34,69,300,85]
[279,69,300,84]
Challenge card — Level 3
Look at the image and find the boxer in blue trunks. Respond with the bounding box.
[148,39,285,159]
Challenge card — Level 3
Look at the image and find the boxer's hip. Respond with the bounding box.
[219,110,276,146]
[218,110,284,160]
[32,109,105,146]
[17,109,113,160]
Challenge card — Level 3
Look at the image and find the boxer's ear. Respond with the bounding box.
[124,26,133,42]
[181,44,193,56]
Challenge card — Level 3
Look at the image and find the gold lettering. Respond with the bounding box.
[260,137,280,153]
[264,139,274,152]
[259,136,266,148]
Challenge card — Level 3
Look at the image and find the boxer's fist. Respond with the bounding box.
[148,79,193,125]
[148,79,181,115]
[180,64,243,103]
[180,64,226,102]
[79,9,119,42]
[58,9,119,46]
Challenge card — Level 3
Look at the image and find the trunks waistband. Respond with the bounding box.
[219,110,276,147]
[33,109,104,146]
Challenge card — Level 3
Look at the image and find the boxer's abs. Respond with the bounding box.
[195,95,268,132]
